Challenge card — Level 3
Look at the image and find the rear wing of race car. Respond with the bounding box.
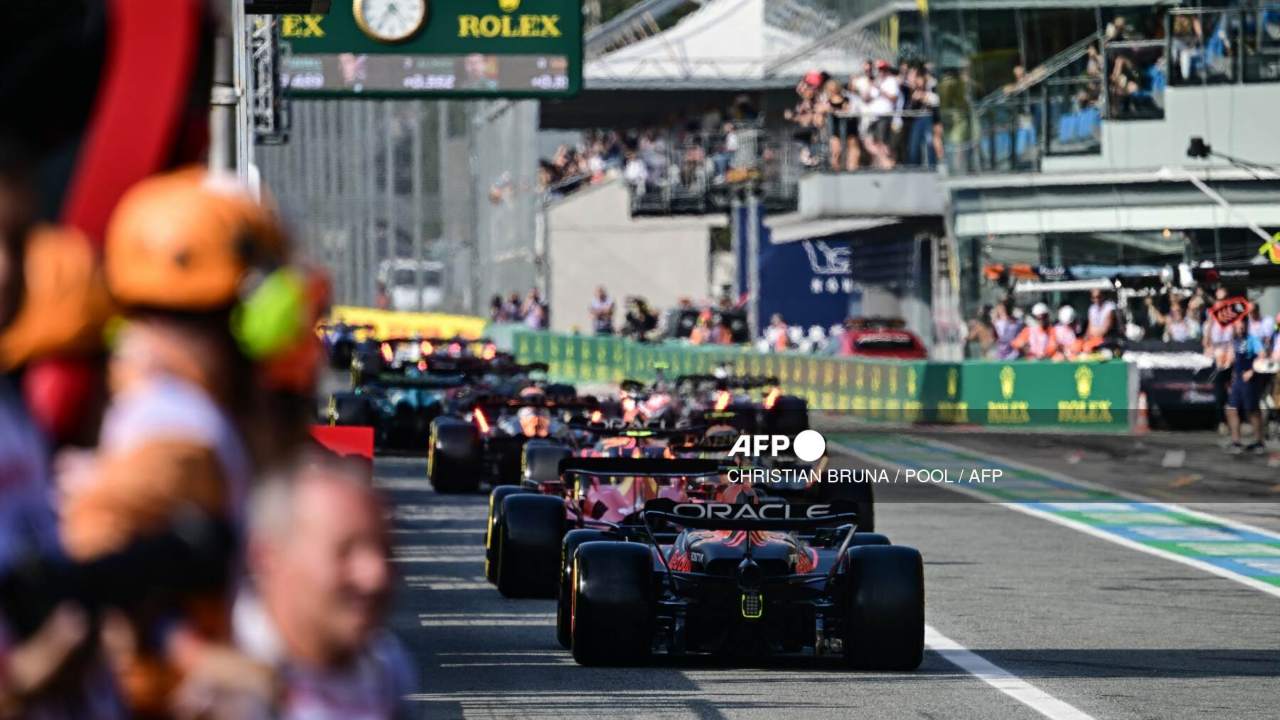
[471,395,599,416]
[641,499,858,531]
[370,373,468,390]
[417,357,540,376]
[557,457,723,479]
[675,374,781,391]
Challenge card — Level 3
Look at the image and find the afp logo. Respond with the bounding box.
[727,429,826,462]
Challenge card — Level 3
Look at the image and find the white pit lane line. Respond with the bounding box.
[829,435,1280,601]
[925,625,1096,720]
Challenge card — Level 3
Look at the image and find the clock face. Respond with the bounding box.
[353,0,428,43]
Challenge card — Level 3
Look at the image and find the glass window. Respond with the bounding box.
[1169,9,1240,85]
[1106,42,1167,120]
[1243,6,1280,82]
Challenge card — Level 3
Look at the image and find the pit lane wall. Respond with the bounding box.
[329,306,487,339]
[509,330,1139,432]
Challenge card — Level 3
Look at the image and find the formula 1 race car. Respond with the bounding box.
[317,322,374,370]
[326,355,560,455]
[324,371,466,453]
[674,374,809,437]
[485,456,728,600]
[560,494,923,670]
[349,336,504,387]
[612,373,808,437]
[427,393,598,494]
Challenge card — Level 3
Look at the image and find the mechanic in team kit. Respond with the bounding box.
[55,170,295,716]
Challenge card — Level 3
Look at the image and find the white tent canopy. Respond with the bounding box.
[584,0,888,89]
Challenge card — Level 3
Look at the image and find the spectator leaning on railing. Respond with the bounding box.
[786,58,942,172]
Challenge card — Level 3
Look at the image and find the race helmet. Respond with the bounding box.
[1031,302,1051,318]
[517,406,551,437]
[1058,305,1076,325]
[518,385,547,401]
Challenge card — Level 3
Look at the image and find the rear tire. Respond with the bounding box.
[848,532,890,547]
[495,494,565,598]
[557,530,610,648]
[485,485,532,584]
[522,441,571,488]
[428,418,480,494]
[766,395,809,436]
[817,479,875,533]
[570,542,653,666]
[842,545,924,671]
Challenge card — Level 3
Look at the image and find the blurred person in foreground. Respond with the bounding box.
[233,453,414,719]
[0,140,124,720]
[57,169,303,717]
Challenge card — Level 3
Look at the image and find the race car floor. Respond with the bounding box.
[378,444,1280,720]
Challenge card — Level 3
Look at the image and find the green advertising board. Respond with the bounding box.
[279,0,582,98]
[508,330,1136,432]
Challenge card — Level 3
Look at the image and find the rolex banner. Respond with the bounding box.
[510,331,1136,432]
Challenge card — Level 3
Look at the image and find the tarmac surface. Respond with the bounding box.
[378,425,1280,720]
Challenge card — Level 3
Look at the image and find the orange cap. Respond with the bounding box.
[0,224,115,370]
[104,167,286,311]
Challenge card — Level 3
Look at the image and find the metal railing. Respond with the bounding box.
[543,126,801,215]
[801,108,940,171]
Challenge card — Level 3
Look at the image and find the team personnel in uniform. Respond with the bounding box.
[57,169,298,717]
[1012,303,1060,360]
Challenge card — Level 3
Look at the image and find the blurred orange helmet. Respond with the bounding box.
[104,167,287,311]
[0,225,115,371]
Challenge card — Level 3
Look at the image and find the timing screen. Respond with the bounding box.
[283,53,571,95]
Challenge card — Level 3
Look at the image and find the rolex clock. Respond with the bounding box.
[352,0,427,43]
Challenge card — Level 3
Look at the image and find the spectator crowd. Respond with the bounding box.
[489,288,550,329]
[784,59,943,171]
[537,95,762,202]
[966,287,1280,363]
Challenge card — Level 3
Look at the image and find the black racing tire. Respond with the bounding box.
[485,485,533,585]
[495,494,566,598]
[816,479,875,533]
[427,417,480,494]
[544,383,577,401]
[842,545,924,671]
[328,392,373,426]
[766,395,809,437]
[328,340,354,371]
[557,530,611,649]
[848,532,890,546]
[522,441,572,488]
[570,542,653,666]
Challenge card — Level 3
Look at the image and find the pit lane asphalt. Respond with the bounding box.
[378,442,1280,720]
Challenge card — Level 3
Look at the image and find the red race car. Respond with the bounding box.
[839,317,927,360]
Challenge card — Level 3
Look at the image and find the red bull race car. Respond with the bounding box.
[561,490,924,670]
